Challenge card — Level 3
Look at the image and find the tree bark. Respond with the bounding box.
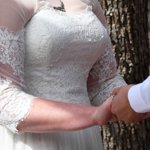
[100,0,150,149]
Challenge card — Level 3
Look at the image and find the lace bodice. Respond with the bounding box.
[0,0,126,133]
[24,5,110,104]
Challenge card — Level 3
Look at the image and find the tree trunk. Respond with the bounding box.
[99,0,150,149]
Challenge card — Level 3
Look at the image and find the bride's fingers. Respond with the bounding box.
[102,95,113,109]
[103,96,119,122]
[111,87,121,95]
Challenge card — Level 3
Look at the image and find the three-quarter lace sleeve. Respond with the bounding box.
[87,0,126,105]
[87,44,126,106]
[0,0,36,133]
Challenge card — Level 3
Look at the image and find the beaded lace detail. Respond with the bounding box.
[0,27,34,133]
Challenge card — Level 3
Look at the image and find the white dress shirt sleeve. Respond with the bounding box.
[128,76,150,113]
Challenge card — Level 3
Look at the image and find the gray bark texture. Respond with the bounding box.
[99,0,150,150]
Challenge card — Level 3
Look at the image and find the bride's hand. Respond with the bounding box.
[93,96,117,125]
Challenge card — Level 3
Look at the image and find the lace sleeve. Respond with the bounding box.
[87,44,126,106]
[91,0,108,29]
[0,0,36,133]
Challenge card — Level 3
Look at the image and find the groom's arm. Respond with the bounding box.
[111,76,150,123]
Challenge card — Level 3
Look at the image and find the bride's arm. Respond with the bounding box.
[0,0,112,134]
[17,97,113,133]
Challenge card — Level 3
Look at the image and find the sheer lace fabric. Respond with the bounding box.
[0,1,127,150]
[0,0,36,133]
[0,0,126,135]
[0,28,35,133]
[0,28,25,86]
[87,44,126,105]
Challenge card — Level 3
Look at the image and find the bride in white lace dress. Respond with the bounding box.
[0,0,126,150]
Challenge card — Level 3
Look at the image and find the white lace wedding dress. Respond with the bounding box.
[0,0,126,150]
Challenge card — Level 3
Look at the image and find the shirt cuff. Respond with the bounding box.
[128,77,150,113]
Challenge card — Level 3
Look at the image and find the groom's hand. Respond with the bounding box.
[111,85,147,123]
